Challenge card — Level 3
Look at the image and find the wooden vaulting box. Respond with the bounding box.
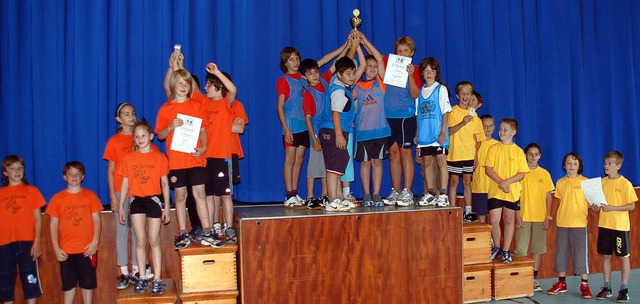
[179,289,239,304]
[492,256,534,300]
[463,263,492,303]
[462,222,492,265]
[116,279,178,304]
[179,243,238,294]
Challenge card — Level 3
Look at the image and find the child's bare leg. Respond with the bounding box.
[192,184,211,230]
[436,155,448,196]
[462,173,472,208]
[148,218,162,280]
[489,207,503,246]
[306,177,315,198]
[602,254,612,282]
[320,177,327,197]
[388,143,402,190]
[292,146,306,193]
[372,159,383,195]
[63,288,76,304]
[360,161,372,195]
[81,288,93,304]
[131,214,147,278]
[283,147,296,192]
[327,172,340,199]
[620,256,630,285]
[174,186,188,231]
[400,148,414,190]
[502,208,516,250]
[221,195,234,228]
[213,196,222,225]
[205,195,215,228]
[449,175,460,206]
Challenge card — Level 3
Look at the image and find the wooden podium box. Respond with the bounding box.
[178,243,238,294]
[234,205,463,303]
[463,263,492,303]
[492,256,534,300]
[462,222,492,265]
[116,278,178,304]
[178,287,239,304]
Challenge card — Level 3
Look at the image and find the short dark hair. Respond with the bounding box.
[604,150,624,165]
[500,118,519,132]
[479,114,493,121]
[335,57,356,74]
[472,90,483,105]
[524,143,541,154]
[63,161,86,176]
[279,47,300,73]
[418,57,441,83]
[299,58,319,76]
[562,152,584,174]
[206,72,232,97]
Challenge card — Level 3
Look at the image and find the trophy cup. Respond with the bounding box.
[350,9,362,30]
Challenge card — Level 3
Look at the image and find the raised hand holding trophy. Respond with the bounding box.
[350,9,362,30]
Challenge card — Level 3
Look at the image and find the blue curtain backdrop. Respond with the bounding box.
[1,0,639,203]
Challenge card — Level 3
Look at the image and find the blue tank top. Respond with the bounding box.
[384,79,416,119]
[282,74,307,134]
[416,84,449,148]
[319,83,355,133]
[307,79,329,136]
[353,77,391,142]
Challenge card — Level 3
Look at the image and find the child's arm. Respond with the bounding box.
[194,128,207,157]
[107,161,119,212]
[328,36,353,74]
[485,167,525,193]
[317,37,350,68]
[161,175,171,224]
[543,191,553,230]
[438,112,449,145]
[332,111,346,149]
[49,217,68,261]
[277,94,293,143]
[407,64,419,99]
[32,209,42,260]
[358,32,386,78]
[347,32,359,60]
[515,210,523,229]
[206,63,237,102]
[118,178,129,224]
[473,134,481,168]
[449,115,473,135]
[84,212,101,257]
[305,114,321,151]
[157,118,183,141]
[164,52,178,99]
[232,118,246,134]
[601,201,636,212]
[354,46,367,80]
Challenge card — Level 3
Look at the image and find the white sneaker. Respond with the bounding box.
[326,199,349,212]
[145,264,154,280]
[435,194,449,207]
[396,188,414,206]
[213,222,224,236]
[383,188,399,205]
[418,193,437,206]
[341,197,357,210]
[284,195,305,208]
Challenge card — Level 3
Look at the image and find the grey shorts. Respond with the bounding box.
[554,227,589,275]
[307,149,326,178]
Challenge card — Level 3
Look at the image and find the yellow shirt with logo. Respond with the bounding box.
[446,105,485,162]
[598,176,638,231]
[554,175,588,228]
[471,138,499,193]
[486,142,529,202]
[520,166,555,222]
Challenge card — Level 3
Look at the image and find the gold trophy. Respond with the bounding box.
[350,9,362,30]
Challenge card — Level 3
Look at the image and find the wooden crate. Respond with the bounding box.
[116,278,178,304]
[492,256,534,300]
[179,242,238,294]
[179,289,238,304]
[463,222,492,265]
[463,263,492,303]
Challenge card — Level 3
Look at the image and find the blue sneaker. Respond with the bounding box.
[362,194,374,206]
[133,278,149,293]
[490,246,502,261]
[150,280,165,296]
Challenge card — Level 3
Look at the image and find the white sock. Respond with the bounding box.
[132,265,139,274]
[343,187,350,196]
[120,266,129,276]
[465,206,472,213]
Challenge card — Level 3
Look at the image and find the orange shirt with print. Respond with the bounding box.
[103,133,133,193]
[0,184,46,246]
[203,95,234,159]
[46,188,103,254]
[155,94,207,170]
[117,150,169,197]
[230,99,249,158]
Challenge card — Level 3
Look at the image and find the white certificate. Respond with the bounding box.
[581,177,608,207]
[383,54,412,88]
[170,114,202,153]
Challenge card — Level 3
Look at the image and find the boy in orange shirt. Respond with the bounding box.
[0,155,45,304]
[47,161,103,304]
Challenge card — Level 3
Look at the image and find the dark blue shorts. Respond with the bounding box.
[0,241,43,302]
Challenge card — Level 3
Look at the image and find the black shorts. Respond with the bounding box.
[169,166,207,188]
[387,117,416,149]
[283,131,310,148]
[205,158,233,197]
[448,160,475,176]
[488,198,520,211]
[60,253,97,291]
[597,227,630,257]
[417,146,448,157]
[355,138,389,162]
[130,196,163,218]
[319,128,350,175]
[0,241,43,302]
[472,193,489,216]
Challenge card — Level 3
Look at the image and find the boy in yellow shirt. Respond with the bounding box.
[547,152,592,298]
[515,143,554,292]
[470,112,497,223]
[485,118,529,264]
[594,151,637,302]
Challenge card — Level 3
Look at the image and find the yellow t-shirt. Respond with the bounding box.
[598,176,638,231]
[471,138,499,193]
[485,142,529,202]
[447,105,485,162]
[519,166,555,222]
[554,175,588,228]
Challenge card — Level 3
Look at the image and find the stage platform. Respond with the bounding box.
[234,204,463,303]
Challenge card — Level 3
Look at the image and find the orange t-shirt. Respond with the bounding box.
[0,184,46,246]
[155,94,207,170]
[229,99,248,158]
[204,95,234,159]
[46,188,103,254]
[103,133,133,193]
[117,150,170,197]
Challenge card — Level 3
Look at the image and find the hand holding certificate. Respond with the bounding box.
[170,113,202,153]
[383,54,412,88]
[581,177,608,207]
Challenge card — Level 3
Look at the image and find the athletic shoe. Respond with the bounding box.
[547,281,567,295]
[213,222,224,238]
[117,274,129,290]
[326,199,349,212]
[418,193,436,206]
[383,188,399,205]
[617,288,629,302]
[372,194,384,207]
[226,228,237,244]
[341,196,358,210]
[463,211,478,222]
[533,280,542,292]
[596,287,612,299]
[174,233,191,250]
[188,226,203,242]
[127,272,140,286]
[307,197,324,209]
[151,279,165,296]
[319,196,329,207]
[396,188,414,206]
[490,246,502,260]
[502,249,512,264]
[436,194,449,207]
[362,194,373,207]
[133,278,149,293]
[284,195,305,208]
[580,283,592,299]
[201,232,225,248]
[145,264,154,280]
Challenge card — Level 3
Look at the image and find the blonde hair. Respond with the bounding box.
[604,150,624,165]
[169,69,193,99]
[395,36,416,53]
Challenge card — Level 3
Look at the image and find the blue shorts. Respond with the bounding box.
[0,241,43,302]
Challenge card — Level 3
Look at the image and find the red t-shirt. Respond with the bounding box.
[276,72,303,101]
[302,70,332,117]
[0,184,46,246]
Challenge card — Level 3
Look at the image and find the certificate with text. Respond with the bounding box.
[170,114,202,153]
[581,177,608,207]
[383,54,412,88]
